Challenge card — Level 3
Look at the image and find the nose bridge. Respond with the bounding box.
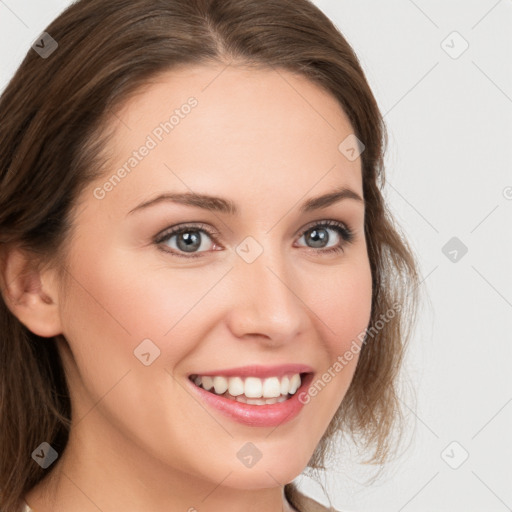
[228,236,307,341]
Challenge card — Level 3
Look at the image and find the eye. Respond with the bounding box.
[154,223,219,259]
[154,219,354,259]
[295,220,354,255]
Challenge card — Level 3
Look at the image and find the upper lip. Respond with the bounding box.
[188,364,314,379]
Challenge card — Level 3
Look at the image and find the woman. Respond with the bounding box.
[0,0,419,511]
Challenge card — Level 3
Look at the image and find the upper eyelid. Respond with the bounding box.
[154,222,218,243]
[297,218,350,233]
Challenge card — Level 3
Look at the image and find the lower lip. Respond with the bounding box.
[187,373,314,427]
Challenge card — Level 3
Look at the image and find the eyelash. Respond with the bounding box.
[154,219,355,259]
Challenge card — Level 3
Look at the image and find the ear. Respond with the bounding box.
[0,246,63,338]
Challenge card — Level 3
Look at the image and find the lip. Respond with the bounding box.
[187,371,314,427]
[187,364,314,379]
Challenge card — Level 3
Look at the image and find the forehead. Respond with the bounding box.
[91,64,363,215]
[114,63,351,126]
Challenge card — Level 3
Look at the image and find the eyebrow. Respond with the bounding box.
[127,186,364,216]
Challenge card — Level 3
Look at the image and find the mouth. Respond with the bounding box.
[185,364,314,426]
[188,372,309,406]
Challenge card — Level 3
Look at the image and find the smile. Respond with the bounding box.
[189,373,303,405]
[186,365,315,427]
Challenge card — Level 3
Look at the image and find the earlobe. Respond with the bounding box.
[0,246,63,338]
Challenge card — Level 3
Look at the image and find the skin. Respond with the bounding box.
[4,63,372,512]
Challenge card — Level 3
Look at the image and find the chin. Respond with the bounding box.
[210,456,308,490]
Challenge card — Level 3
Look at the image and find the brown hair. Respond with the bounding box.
[0,0,420,510]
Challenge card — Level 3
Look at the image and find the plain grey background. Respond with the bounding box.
[1,1,511,511]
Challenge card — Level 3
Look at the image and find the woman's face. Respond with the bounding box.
[54,64,372,493]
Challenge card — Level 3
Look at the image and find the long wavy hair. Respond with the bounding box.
[0,0,420,510]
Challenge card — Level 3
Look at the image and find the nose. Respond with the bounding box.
[225,244,310,346]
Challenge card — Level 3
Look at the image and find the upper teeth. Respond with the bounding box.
[192,373,302,398]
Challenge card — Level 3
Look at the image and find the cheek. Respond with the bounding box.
[61,245,211,354]
[312,256,373,355]
[301,256,372,408]
[56,250,180,410]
